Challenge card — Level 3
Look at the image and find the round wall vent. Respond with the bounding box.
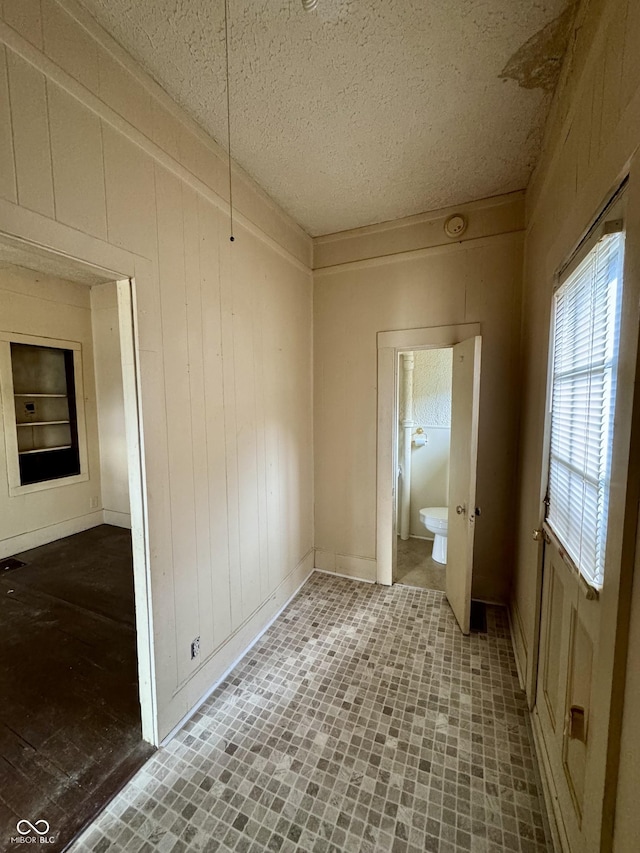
[444,214,467,238]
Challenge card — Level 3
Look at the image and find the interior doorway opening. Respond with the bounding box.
[394,347,452,592]
[377,324,482,634]
[0,242,155,851]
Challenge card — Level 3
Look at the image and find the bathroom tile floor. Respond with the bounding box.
[395,537,446,591]
[70,573,552,853]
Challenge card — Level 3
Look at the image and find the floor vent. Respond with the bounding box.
[470,600,487,633]
[1,557,27,573]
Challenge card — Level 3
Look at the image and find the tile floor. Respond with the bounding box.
[71,573,551,853]
[395,537,445,592]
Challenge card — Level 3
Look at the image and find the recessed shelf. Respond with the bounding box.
[19,445,73,455]
[17,420,71,427]
[8,342,82,487]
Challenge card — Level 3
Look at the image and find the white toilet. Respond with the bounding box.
[419,507,448,564]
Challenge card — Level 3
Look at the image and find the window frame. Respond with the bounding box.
[543,197,626,594]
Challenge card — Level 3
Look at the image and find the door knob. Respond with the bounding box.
[456,505,466,515]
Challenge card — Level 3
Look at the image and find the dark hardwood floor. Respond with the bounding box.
[0,525,154,851]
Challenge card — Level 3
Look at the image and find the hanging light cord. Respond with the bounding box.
[223,0,234,241]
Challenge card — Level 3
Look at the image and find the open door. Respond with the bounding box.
[446,335,481,634]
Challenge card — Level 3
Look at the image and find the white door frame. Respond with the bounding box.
[0,225,158,746]
[376,322,481,586]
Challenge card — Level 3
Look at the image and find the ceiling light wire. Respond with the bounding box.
[223,0,234,242]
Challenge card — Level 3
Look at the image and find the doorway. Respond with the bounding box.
[377,323,482,633]
[0,249,154,851]
[394,347,452,592]
[532,189,636,852]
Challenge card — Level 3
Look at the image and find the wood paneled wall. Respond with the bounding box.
[0,0,314,739]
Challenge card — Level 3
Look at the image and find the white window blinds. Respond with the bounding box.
[547,230,624,590]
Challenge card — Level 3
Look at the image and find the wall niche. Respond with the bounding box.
[11,343,81,485]
[0,334,88,495]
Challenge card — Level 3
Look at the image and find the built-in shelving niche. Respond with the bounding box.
[11,343,81,485]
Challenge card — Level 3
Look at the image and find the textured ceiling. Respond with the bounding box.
[77,0,574,236]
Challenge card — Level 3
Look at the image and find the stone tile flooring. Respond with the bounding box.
[71,573,551,853]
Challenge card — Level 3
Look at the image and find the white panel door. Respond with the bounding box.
[536,530,600,851]
[446,335,482,634]
[534,211,628,853]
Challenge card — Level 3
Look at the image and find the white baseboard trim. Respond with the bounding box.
[313,549,377,582]
[0,511,104,559]
[507,602,527,693]
[160,552,315,746]
[103,509,132,529]
[313,567,376,584]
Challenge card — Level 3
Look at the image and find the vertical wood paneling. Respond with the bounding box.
[598,12,625,153]
[262,266,284,594]
[0,44,16,202]
[252,256,269,604]
[48,83,107,238]
[264,388,283,592]
[182,184,214,659]
[2,0,42,48]
[281,264,309,574]
[0,0,313,738]
[292,269,312,566]
[97,48,153,140]
[42,0,99,93]
[178,127,227,199]
[621,0,640,113]
[232,242,262,621]
[573,79,593,193]
[218,229,243,631]
[588,61,606,168]
[6,50,54,216]
[151,100,181,161]
[155,165,200,684]
[292,271,313,560]
[102,123,157,258]
[197,197,232,647]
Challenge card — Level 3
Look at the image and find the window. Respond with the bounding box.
[546,227,625,590]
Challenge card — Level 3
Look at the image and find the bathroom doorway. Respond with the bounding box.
[394,347,452,592]
[377,324,482,634]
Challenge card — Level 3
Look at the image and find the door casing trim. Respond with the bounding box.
[376,322,481,586]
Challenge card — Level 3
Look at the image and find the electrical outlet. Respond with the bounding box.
[191,636,201,660]
[90,496,99,509]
